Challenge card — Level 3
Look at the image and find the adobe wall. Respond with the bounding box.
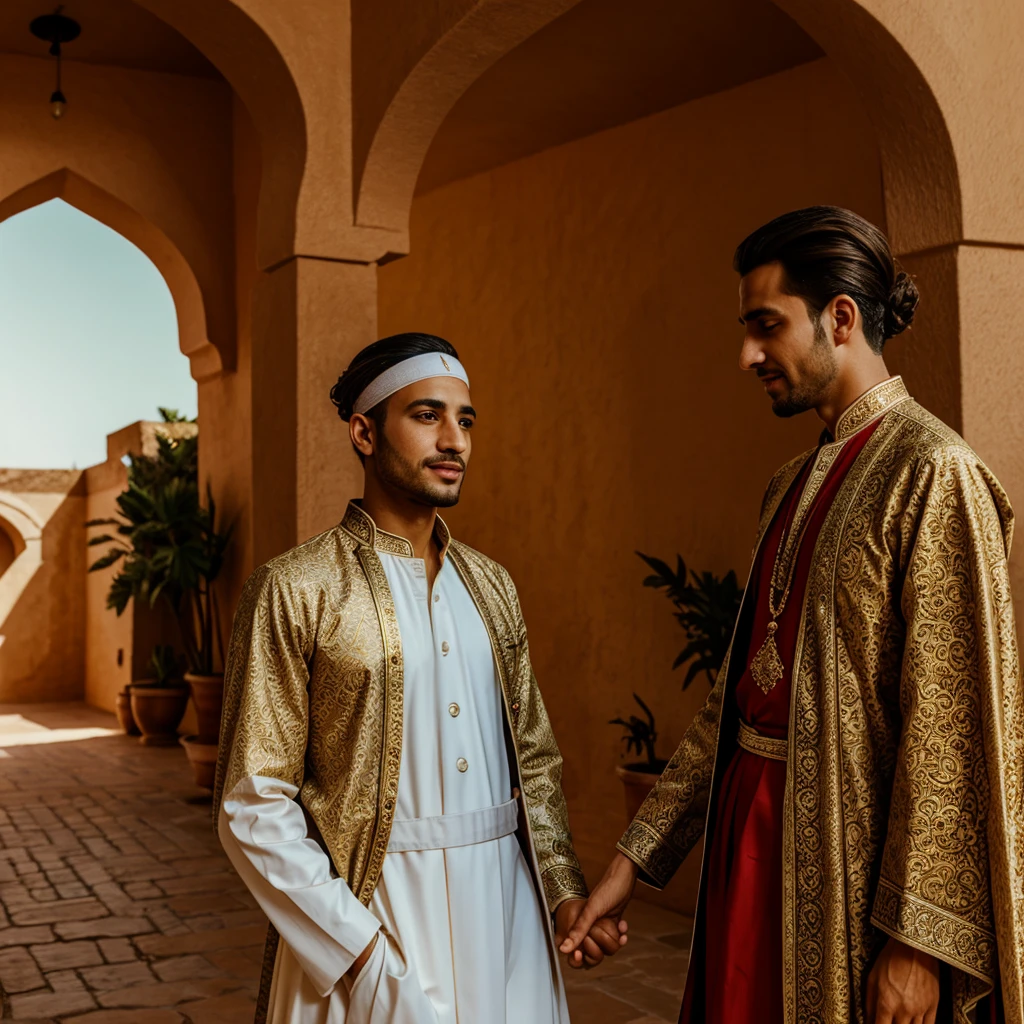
[0,470,86,703]
[378,57,885,911]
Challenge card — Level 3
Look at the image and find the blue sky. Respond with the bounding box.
[0,199,197,469]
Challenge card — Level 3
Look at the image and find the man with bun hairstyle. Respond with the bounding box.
[214,333,624,1024]
[563,207,1024,1024]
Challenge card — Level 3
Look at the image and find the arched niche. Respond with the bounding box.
[353,0,584,253]
[0,170,222,383]
[0,493,44,626]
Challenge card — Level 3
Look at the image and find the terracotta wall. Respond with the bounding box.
[83,460,133,712]
[196,95,261,643]
[378,57,884,911]
[0,470,86,703]
[83,422,200,736]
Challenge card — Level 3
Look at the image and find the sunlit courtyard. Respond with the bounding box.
[0,705,688,1023]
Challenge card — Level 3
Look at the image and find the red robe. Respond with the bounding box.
[681,418,879,1024]
[679,414,1004,1024]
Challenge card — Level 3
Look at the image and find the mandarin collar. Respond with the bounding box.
[341,500,452,560]
[828,375,910,443]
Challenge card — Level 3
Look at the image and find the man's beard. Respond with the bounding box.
[375,431,465,508]
[770,318,838,419]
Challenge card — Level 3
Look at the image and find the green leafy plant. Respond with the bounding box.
[87,429,231,676]
[136,644,183,688]
[157,407,196,424]
[609,692,666,773]
[637,552,743,690]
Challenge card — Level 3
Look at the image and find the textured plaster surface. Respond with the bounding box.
[379,57,884,912]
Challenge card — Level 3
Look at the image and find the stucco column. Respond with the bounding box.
[957,245,1024,623]
[251,256,377,566]
[893,243,1024,624]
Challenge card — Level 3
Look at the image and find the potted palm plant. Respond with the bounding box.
[610,552,742,819]
[88,418,231,782]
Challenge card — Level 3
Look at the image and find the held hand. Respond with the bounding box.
[345,932,379,982]
[559,853,636,968]
[554,899,627,970]
[865,937,940,1024]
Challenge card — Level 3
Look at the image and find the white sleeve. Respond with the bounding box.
[219,774,382,997]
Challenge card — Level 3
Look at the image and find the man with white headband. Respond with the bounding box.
[215,332,625,1023]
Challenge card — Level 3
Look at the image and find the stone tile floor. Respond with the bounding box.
[0,703,689,1022]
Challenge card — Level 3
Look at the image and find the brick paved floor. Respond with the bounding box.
[0,703,689,1023]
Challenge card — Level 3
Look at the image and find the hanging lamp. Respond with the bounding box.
[29,6,81,120]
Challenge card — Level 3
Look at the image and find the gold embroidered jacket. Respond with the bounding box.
[618,379,1024,1024]
[213,503,587,998]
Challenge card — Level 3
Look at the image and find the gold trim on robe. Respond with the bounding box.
[618,378,1024,1024]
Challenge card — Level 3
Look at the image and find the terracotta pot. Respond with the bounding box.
[180,734,219,789]
[129,684,190,746]
[615,764,666,822]
[114,689,141,736]
[185,672,225,744]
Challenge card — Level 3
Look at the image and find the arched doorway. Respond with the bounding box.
[0,188,199,706]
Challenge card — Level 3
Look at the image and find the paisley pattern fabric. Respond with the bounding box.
[618,380,1024,1024]
[213,502,587,1020]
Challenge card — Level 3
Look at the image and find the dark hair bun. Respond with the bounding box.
[885,270,919,338]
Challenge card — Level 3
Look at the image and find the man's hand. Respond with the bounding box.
[554,898,627,970]
[345,932,379,982]
[866,936,940,1024]
[559,853,637,968]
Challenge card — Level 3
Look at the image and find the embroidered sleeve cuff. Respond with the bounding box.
[541,863,589,912]
[616,820,685,890]
[870,875,997,982]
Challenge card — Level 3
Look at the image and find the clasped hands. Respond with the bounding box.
[556,852,637,970]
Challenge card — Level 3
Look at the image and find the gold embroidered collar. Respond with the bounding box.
[832,376,910,442]
[341,500,452,560]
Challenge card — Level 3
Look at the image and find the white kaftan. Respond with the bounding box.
[219,546,569,1023]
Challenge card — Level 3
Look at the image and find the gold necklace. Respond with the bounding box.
[749,476,816,695]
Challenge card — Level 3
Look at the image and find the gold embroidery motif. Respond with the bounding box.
[617,396,1024,1024]
[833,375,910,440]
[736,720,788,761]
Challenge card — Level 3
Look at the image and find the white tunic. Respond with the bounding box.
[219,547,569,1023]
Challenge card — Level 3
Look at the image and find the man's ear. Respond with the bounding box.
[350,413,375,458]
[830,294,859,346]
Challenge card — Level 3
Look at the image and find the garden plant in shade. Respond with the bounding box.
[609,551,743,818]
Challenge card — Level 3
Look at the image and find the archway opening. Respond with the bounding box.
[0,195,195,706]
[0,197,195,470]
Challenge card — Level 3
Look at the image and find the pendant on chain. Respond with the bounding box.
[750,621,784,694]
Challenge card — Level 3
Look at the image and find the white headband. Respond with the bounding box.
[353,352,470,415]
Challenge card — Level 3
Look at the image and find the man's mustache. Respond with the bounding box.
[423,453,466,470]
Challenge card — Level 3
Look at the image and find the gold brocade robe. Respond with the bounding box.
[213,502,588,1015]
[618,378,1024,1024]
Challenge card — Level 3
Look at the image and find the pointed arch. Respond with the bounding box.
[771,0,961,255]
[354,0,584,252]
[0,169,223,382]
[128,0,308,269]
